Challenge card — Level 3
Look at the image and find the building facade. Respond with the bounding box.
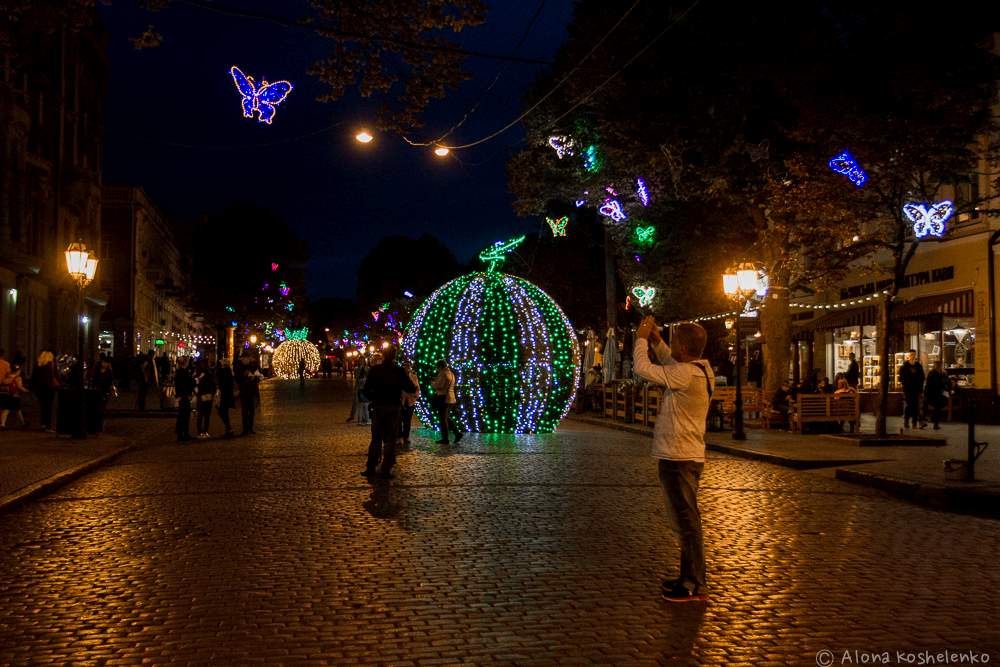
[100,186,213,362]
[0,13,107,368]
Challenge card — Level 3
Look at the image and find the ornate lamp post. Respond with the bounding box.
[722,263,766,441]
[65,241,99,437]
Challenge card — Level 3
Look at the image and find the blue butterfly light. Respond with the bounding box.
[230,66,293,125]
[828,150,867,187]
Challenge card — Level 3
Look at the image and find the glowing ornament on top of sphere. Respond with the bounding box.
[271,330,321,379]
[230,65,293,125]
[402,237,580,435]
[903,200,953,239]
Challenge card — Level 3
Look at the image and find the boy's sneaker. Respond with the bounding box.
[662,583,707,603]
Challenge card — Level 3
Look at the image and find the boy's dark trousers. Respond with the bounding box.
[658,459,706,592]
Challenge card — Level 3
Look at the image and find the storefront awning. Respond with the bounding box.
[892,290,974,319]
[796,305,878,332]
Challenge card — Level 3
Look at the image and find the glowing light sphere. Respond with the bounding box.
[271,339,321,379]
[402,272,581,434]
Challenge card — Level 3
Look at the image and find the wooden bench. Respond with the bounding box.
[790,393,860,432]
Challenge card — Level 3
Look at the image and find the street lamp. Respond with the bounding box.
[722,262,766,441]
[65,241,99,438]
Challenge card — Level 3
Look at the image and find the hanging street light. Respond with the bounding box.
[355,129,374,144]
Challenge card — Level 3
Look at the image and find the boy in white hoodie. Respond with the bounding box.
[633,317,714,602]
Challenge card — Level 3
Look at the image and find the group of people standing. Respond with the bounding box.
[352,350,464,479]
[171,354,261,442]
[898,349,950,430]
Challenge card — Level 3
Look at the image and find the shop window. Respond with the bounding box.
[918,318,975,382]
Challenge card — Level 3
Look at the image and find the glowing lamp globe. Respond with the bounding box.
[402,272,580,434]
[271,339,321,379]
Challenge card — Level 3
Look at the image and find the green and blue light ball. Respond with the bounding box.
[402,272,580,434]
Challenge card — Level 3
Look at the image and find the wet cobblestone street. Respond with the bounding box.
[1,379,998,665]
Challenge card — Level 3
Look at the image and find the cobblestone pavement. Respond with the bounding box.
[0,380,998,665]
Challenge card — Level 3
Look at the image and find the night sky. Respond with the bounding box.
[98,0,575,300]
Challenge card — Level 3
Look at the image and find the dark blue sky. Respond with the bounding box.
[99,0,575,300]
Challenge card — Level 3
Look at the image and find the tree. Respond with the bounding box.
[127,0,487,130]
[508,1,999,408]
[355,234,461,306]
[185,202,309,331]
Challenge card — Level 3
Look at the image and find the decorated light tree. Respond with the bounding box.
[402,236,580,434]
[271,328,321,379]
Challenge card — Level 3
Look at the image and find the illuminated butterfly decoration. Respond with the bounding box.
[575,199,587,208]
[230,66,293,125]
[636,177,651,206]
[903,200,954,239]
[635,225,656,246]
[631,286,656,308]
[271,262,279,272]
[828,150,867,187]
[547,135,575,159]
[745,139,769,163]
[546,216,569,237]
[279,282,290,296]
[583,144,604,173]
[598,198,627,223]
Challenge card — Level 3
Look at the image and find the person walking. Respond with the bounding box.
[845,352,860,388]
[923,361,948,430]
[0,348,10,389]
[216,357,236,438]
[633,317,714,602]
[90,356,116,433]
[399,359,419,446]
[174,356,195,442]
[0,364,27,429]
[194,358,216,438]
[31,351,58,432]
[431,360,463,445]
[236,354,262,435]
[355,361,371,426]
[136,351,156,411]
[898,349,925,429]
[361,347,417,479]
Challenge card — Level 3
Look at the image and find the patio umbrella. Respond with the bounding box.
[582,329,597,374]
[602,328,618,384]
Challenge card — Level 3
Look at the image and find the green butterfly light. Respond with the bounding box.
[546,216,569,237]
[635,225,656,246]
[631,286,656,308]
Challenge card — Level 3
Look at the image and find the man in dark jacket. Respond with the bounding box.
[361,347,417,479]
[174,356,195,441]
[845,352,860,388]
[898,349,925,429]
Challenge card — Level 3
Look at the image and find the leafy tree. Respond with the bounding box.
[508,1,1000,411]
[355,234,461,306]
[184,202,309,332]
[128,0,487,130]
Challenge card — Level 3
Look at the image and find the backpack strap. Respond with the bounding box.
[691,361,713,398]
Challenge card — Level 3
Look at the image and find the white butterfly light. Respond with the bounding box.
[547,135,575,159]
[598,198,627,223]
[903,200,954,239]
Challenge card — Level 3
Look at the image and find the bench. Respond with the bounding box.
[790,393,860,432]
